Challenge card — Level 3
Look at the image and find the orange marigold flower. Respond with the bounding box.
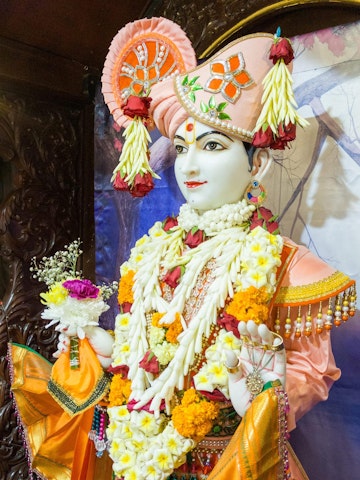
[165,312,183,344]
[151,312,165,327]
[108,374,132,407]
[226,286,269,324]
[118,270,135,305]
[172,388,220,442]
[181,387,201,406]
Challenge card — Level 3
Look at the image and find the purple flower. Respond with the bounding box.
[63,279,99,299]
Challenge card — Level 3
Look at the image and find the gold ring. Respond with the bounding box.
[225,359,241,374]
[271,333,284,352]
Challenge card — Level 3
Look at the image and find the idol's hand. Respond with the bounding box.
[52,332,71,358]
[226,320,286,417]
[52,326,114,369]
[85,326,114,369]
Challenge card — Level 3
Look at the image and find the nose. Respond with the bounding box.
[180,144,199,176]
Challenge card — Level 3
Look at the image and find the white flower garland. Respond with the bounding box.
[108,203,284,480]
[107,406,195,479]
[177,199,255,236]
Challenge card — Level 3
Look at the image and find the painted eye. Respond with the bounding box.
[204,141,224,151]
[175,144,187,154]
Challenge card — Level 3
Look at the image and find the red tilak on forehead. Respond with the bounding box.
[184,118,196,144]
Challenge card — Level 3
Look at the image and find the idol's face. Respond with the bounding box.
[173,119,253,211]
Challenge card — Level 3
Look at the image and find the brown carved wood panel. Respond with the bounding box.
[146,0,360,57]
[0,65,95,480]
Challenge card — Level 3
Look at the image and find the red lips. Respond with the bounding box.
[184,181,207,189]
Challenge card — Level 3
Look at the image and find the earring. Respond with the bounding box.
[245,179,266,206]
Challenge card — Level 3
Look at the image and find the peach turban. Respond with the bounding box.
[101,17,307,195]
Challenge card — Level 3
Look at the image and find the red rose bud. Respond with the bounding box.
[163,216,178,231]
[270,37,294,65]
[198,389,228,402]
[130,172,154,198]
[269,138,286,150]
[252,125,273,148]
[121,302,132,313]
[113,171,130,192]
[278,122,296,142]
[250,207,280,234]
[122,95,152,119]
[217,312,240,338]
[163,266,182,289]
[139,350,160,374]
[184,228,205,248]
[107,364,129,377]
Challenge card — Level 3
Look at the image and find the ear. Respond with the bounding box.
[251,148,273,180]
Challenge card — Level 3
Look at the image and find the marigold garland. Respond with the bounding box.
[108,374,132,407]
[151,312,183,344]
[151,312,166,327]
[171,388,220,442]
[165,313,183,344]
[226,286,269,324]
[118,270,135,305]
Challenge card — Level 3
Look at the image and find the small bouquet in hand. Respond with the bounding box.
[31,239,117,368]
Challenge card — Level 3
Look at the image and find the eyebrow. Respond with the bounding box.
[174,131,234,142]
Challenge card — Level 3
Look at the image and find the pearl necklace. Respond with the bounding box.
[177,200,256,235]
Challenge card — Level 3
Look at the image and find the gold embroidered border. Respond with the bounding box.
[274,272,355,306]
[47,372,110,417]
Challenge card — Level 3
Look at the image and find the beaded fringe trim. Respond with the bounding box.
[273,284,357,339]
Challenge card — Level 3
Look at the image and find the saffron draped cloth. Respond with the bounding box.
[208,383,308,480]
[8,340,111,480]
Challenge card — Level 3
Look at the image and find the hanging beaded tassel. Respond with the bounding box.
[88,405,108,457]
